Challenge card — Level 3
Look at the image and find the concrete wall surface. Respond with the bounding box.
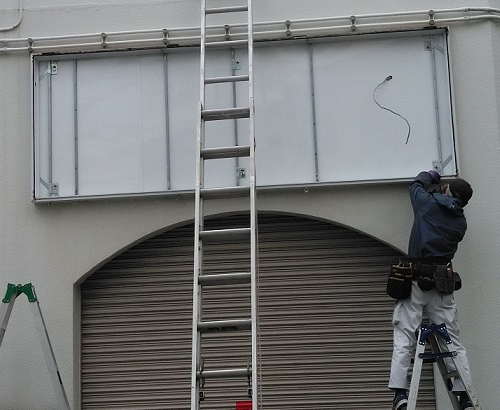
[0,1,499,409]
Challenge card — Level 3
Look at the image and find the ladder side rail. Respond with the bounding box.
[452,358,482,409]
[191,101,205,410]
[191,0,207,408]
[428,335,462,410]
[407,330,427,410]
[0,294,17,347]
[29,299,71,410]
[431,334,482,410]
[199,0,207,106]
[231,48,240,187]
[247,1,260,407]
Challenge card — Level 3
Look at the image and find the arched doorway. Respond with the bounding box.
[81,213,436,409]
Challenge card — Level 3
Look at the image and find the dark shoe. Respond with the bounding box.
[460,398,473,410]
[392,392,408,410]
[459,392,473,410]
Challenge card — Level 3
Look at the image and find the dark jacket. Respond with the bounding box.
[408,172,467,260]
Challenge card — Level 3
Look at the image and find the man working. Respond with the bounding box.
[389,170,476,410]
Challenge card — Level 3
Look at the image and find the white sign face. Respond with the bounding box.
[312,34,453,183]
[33,30,455,200]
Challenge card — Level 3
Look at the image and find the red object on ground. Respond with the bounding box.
[236,401,252,410]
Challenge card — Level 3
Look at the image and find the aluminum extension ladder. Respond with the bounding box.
[407,323,482,410]
[0,283,71,410]
[191,0,259,409]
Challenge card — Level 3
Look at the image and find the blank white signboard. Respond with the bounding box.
[33,29,455,200]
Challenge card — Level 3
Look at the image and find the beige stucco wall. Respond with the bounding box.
[1,1,499,409]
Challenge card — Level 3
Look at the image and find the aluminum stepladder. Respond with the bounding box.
[0,283,71,410]
[407,323,482,410]
[191,0,259,409]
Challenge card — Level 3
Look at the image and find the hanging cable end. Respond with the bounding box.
[385,75,393,82]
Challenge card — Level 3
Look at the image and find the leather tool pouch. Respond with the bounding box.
[454,272,462,291]
[434,265,455,294]
[387,263,413,300]
[417,264,435,291]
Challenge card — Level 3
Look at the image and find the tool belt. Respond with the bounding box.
[412,259,462,294]
[386,259,462,300]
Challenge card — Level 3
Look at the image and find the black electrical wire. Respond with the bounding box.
[373,76,411,145]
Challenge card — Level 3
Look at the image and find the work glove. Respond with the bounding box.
[428,170,441,184]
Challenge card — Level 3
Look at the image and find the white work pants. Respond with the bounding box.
[389,280,471,391]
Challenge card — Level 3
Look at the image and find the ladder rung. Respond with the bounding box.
[202,107,250,121]
[201,186,250,199]
[199,272,251,286]
[198,367,251,379]
[201,145,250,159]
[199,227,251,242]
[206,5,248,14]
[206,39,248,48]
[198,319,251,332]
[419,352,454,362]
[441,370,460,380]
[205,74,249,84]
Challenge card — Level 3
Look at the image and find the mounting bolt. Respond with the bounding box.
[237,168,246,179]
[50,61,58,75]
[50,183,59,195]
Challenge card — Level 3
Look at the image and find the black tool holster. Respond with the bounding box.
[413,261,456,294]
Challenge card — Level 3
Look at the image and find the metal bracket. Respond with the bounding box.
[236,167,246,179]
[39,178,59,195]
[232,58,241,71]
[428,10,435,26]
[50,183,59,196]
[432,160,443,173]
[2,283,37,303]
[285,20,291,37]
[424,36,445,54]
[350,15,357,32]
[162,29,168,46]
[50,61,58,75]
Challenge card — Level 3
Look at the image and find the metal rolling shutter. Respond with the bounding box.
[81,213,436,409]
